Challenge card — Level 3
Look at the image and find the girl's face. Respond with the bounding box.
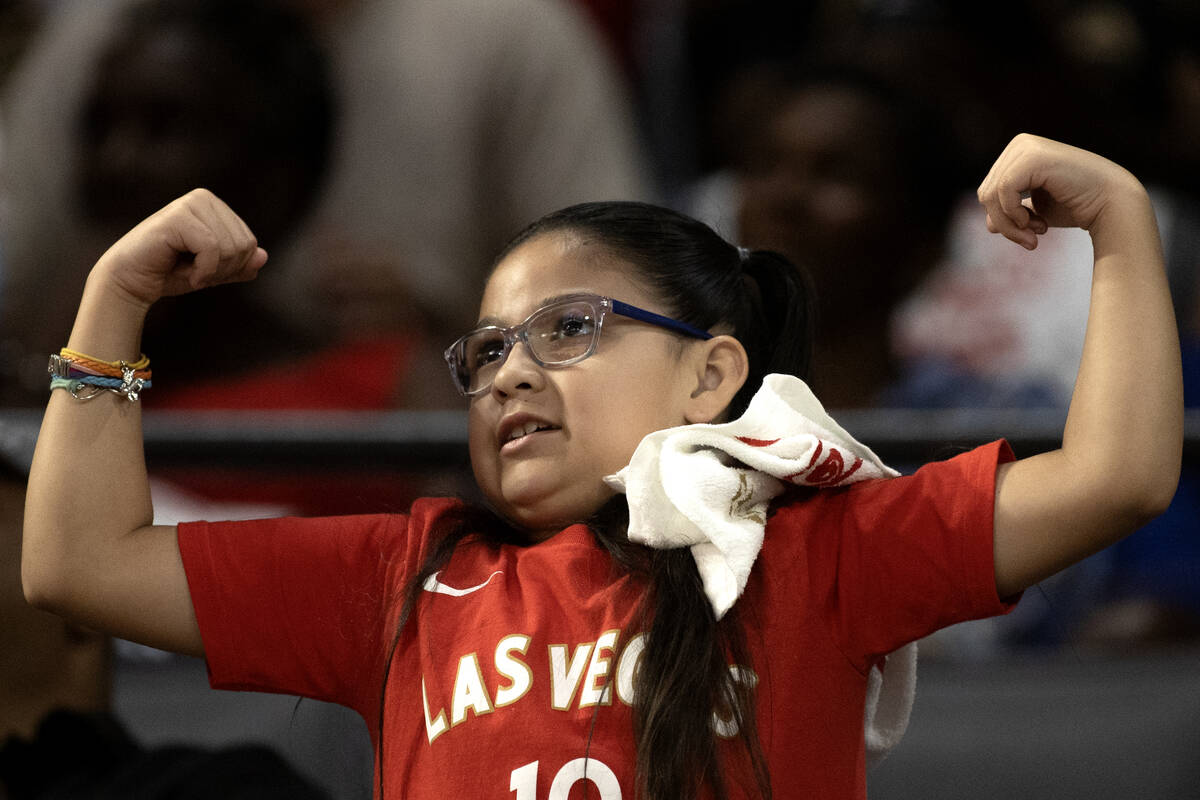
[467,233,701,538]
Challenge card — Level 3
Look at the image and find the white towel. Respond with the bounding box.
[604,373,913,767]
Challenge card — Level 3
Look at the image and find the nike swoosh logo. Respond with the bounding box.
[422,570,504,597]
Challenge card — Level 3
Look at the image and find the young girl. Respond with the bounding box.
[23,135,1182,799]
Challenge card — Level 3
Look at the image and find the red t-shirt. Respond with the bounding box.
[178,441,1016,799]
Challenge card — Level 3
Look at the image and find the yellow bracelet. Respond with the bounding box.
[59,347,151,374]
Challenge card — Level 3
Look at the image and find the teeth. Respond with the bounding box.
[508,421,551,442]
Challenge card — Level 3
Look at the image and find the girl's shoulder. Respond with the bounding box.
[766,439,1014,532]
[408,496,472,527]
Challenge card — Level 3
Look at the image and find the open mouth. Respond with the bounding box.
[505,421,559,443]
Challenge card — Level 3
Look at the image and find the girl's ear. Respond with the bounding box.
[684,335,749,424]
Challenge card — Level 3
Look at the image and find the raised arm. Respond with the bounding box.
[976,135,1184,598]
[22,190,266,656]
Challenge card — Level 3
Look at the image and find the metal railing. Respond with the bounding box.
[4,408,1199,470]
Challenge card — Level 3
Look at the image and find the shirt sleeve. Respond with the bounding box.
[176,499,451,717]
[770,440,1017,670]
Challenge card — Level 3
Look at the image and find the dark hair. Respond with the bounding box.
[382,202,814,798]
[495,201,815,418]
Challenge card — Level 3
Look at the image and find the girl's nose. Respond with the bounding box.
[490,341,545,398]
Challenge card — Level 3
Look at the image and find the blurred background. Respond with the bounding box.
[1,0,1198,797]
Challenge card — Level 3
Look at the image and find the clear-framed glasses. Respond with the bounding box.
[444,293,713,397]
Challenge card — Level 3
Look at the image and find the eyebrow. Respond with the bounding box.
[474,291,597,328]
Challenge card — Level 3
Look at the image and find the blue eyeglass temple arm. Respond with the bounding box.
[608,299,713,341]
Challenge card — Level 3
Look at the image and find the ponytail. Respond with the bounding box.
[730,248,816,417]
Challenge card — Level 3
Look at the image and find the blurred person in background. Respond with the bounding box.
[0,0,476,514]
[240,0,655,403]
[683,32,969,408]
[62,0,449,411]
[734,46,966,408]
[0,0,351,408]
[0,0,653,409]
[677,1,1093,409]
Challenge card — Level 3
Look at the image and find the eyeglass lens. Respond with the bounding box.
[459,299,600,393]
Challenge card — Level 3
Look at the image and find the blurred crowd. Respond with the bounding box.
[0,0,1197,648]
[2,0,1199,411]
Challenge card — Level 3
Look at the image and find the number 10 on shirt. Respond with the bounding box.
[511,758,622,799]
